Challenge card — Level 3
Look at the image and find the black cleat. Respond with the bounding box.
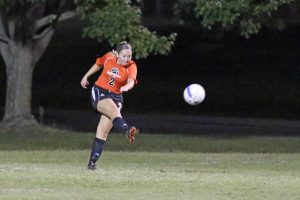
[87,161,96,170]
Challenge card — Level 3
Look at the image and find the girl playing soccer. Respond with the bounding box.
[80,41,138,170]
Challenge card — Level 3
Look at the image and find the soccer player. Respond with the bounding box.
[80,41,138,170]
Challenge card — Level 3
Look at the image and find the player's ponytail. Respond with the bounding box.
[117,41,132,53]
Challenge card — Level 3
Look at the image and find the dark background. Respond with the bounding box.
[0,2,300,134]
[27,24,300,119]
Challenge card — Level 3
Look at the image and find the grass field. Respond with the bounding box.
[0,126,299,200]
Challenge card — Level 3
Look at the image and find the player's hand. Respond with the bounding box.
[80,78,89,89]
[120,86,129,92]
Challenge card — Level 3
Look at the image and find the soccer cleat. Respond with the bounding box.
[87,160,96,170]
[126,126,138,144]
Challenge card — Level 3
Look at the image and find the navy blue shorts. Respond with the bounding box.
[91,85,123,112]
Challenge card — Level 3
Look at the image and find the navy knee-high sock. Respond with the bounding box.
[112,117,128,134]
[89,138,106,163]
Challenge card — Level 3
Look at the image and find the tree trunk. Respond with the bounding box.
[2,44,37,126]
[1,31,54,127]
[0,5,76,128]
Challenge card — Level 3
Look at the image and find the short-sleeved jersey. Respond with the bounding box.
[94,52,137,94]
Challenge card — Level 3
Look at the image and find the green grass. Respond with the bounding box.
[0,151,299,200]
[0,126,299,199]
[0,125,299,153]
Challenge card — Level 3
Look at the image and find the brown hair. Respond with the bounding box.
[116,41,132,53]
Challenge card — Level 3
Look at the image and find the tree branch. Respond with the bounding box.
[8,20,15,39]
[0,36,9,44]
[32,26,53,40]
[0,15,9,38]
[35,11,78,31]
[33,11,78,40]
[58,10,79,21]
[0,16,9,45]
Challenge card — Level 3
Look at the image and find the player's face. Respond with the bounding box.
[117,49,132,65]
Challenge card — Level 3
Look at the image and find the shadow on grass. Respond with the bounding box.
[0,124,299,153]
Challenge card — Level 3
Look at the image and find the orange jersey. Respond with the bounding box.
[94,52,137,94]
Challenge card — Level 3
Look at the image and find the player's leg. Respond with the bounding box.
[97,98,129,134]
[96,115,113,141]
[91,85,137,140]
[97,98,138,143]
[87,115,113,170]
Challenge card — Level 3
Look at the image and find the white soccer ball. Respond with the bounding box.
[183,84,205,105]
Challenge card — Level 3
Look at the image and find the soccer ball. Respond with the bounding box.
[183,84,205,105]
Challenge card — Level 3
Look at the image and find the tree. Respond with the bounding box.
[174,0,297,38]
[0,0,176,126]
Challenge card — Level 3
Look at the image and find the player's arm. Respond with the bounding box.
[120,78,135,92]
[80,63,102,89]
[120,62,137,92]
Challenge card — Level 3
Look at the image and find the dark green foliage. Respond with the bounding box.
[76,0,176,58]
[175,0,296,38]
